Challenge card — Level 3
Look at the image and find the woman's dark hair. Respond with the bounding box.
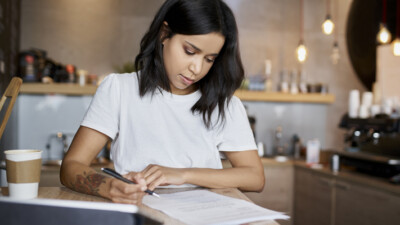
[135,0,244,128]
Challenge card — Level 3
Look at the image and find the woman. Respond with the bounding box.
[60,0,264,205]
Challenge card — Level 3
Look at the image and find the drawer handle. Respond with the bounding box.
[318,178,333,187]
[336,182,350,190]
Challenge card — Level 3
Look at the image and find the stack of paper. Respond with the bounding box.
[143,189,289,225]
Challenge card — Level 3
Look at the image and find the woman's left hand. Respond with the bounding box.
[140,164,185,190]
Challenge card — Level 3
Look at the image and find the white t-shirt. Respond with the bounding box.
[81,73,256,174]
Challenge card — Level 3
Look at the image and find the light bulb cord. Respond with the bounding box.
[397,0,400,38]
[382,0,387,24]
[334,0,339,42]
[326,0,331,15]
[300,0,304,41]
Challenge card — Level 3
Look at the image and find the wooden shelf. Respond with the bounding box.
[20,83,335,104]
[234,90,335,104]
[20,83,97,96]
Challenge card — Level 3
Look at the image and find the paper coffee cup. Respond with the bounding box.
[361,92,373,107]
[359,105,370,118]
[4,150,42,199]
[370,105,381,117]
[348,90,360,118]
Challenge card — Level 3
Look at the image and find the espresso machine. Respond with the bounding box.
[339,114,400,182]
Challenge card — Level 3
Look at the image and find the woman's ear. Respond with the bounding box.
[160,21,170,44]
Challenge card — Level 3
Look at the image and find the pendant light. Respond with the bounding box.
[296,42,307,63]
[331,0,340,64]
[297,0,308,63]
[393,0,400,56]
[377,0,392,44]
[322,0,335,35]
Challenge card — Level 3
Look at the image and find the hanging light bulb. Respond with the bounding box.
[296,41,308,63]
[377,0,391,44]
[296,0,307,63]
[322,15,335,35]
[377,23,392,44]
[393,38,400,56]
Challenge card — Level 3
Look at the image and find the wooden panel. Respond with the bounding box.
[335,179,400,225]
[20,83,97,96]
[245,166,294,225]
[245,166,293,211]
[19,83,335,105]
[293,168,333,225]
[234,90,335,104]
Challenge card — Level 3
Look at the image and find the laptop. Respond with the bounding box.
[0,197,161,225]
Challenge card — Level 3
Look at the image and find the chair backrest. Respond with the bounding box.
[0,77,23,139]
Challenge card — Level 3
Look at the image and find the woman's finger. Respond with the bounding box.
[146,171,167,190]
[109,179,146,197]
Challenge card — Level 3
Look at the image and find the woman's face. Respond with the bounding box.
[162,32,225,95]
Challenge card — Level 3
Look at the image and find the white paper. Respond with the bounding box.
[143,189,289,225]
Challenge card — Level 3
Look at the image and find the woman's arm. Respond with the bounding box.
[141,150,265,192]
[60,126,147,204]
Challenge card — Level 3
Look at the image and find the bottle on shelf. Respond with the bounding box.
[66,64,76,83]
[24,55,36,82]
[278,70,289,93]
[77,69,88,86]
[299,70,308,93]
[273,126,285,155]
[264,59,273,92]
[289,69,299,94]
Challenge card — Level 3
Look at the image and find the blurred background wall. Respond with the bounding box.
[19,0,367,151]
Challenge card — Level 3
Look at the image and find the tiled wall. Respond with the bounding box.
[19,0,368,151]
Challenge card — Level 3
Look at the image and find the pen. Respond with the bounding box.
[101,167,160,198]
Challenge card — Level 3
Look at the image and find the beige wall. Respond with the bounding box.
[20,0,368,150]
[377,45,400,103]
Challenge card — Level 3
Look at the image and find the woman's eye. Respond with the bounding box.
[184,49,195,55]
[206,58,215,63]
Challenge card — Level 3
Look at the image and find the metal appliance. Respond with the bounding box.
[339,114,400,183]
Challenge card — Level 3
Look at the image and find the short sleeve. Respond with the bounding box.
[81,74,120,139]
[217,97,257,151]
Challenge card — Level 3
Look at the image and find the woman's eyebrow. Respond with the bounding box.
[185,41,219,57]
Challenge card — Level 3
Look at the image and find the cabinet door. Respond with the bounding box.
[335,180,400,225]
[293,168,333,225]
[245,166,294,225]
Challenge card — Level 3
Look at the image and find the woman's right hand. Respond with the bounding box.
[108,172,148,205]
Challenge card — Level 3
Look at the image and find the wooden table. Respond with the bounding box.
[1,187,279,225]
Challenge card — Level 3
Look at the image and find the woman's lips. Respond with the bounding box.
[180,74,194,85]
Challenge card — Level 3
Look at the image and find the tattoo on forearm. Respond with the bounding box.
[72,171,106,196]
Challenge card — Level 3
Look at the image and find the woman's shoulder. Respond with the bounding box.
[102,72,138,83]
[99,72,139,89]
[226,95,243,110]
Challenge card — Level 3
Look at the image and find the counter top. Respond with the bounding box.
[229,156,400,196]
[293,160,400,196]
[20,83,334,104]
[0,187,279,225]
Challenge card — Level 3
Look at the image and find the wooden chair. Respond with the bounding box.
[0,77,23,139]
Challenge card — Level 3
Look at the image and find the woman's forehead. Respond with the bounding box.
[176,33,225,55]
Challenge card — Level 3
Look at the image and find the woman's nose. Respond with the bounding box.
[189,58,202,76]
